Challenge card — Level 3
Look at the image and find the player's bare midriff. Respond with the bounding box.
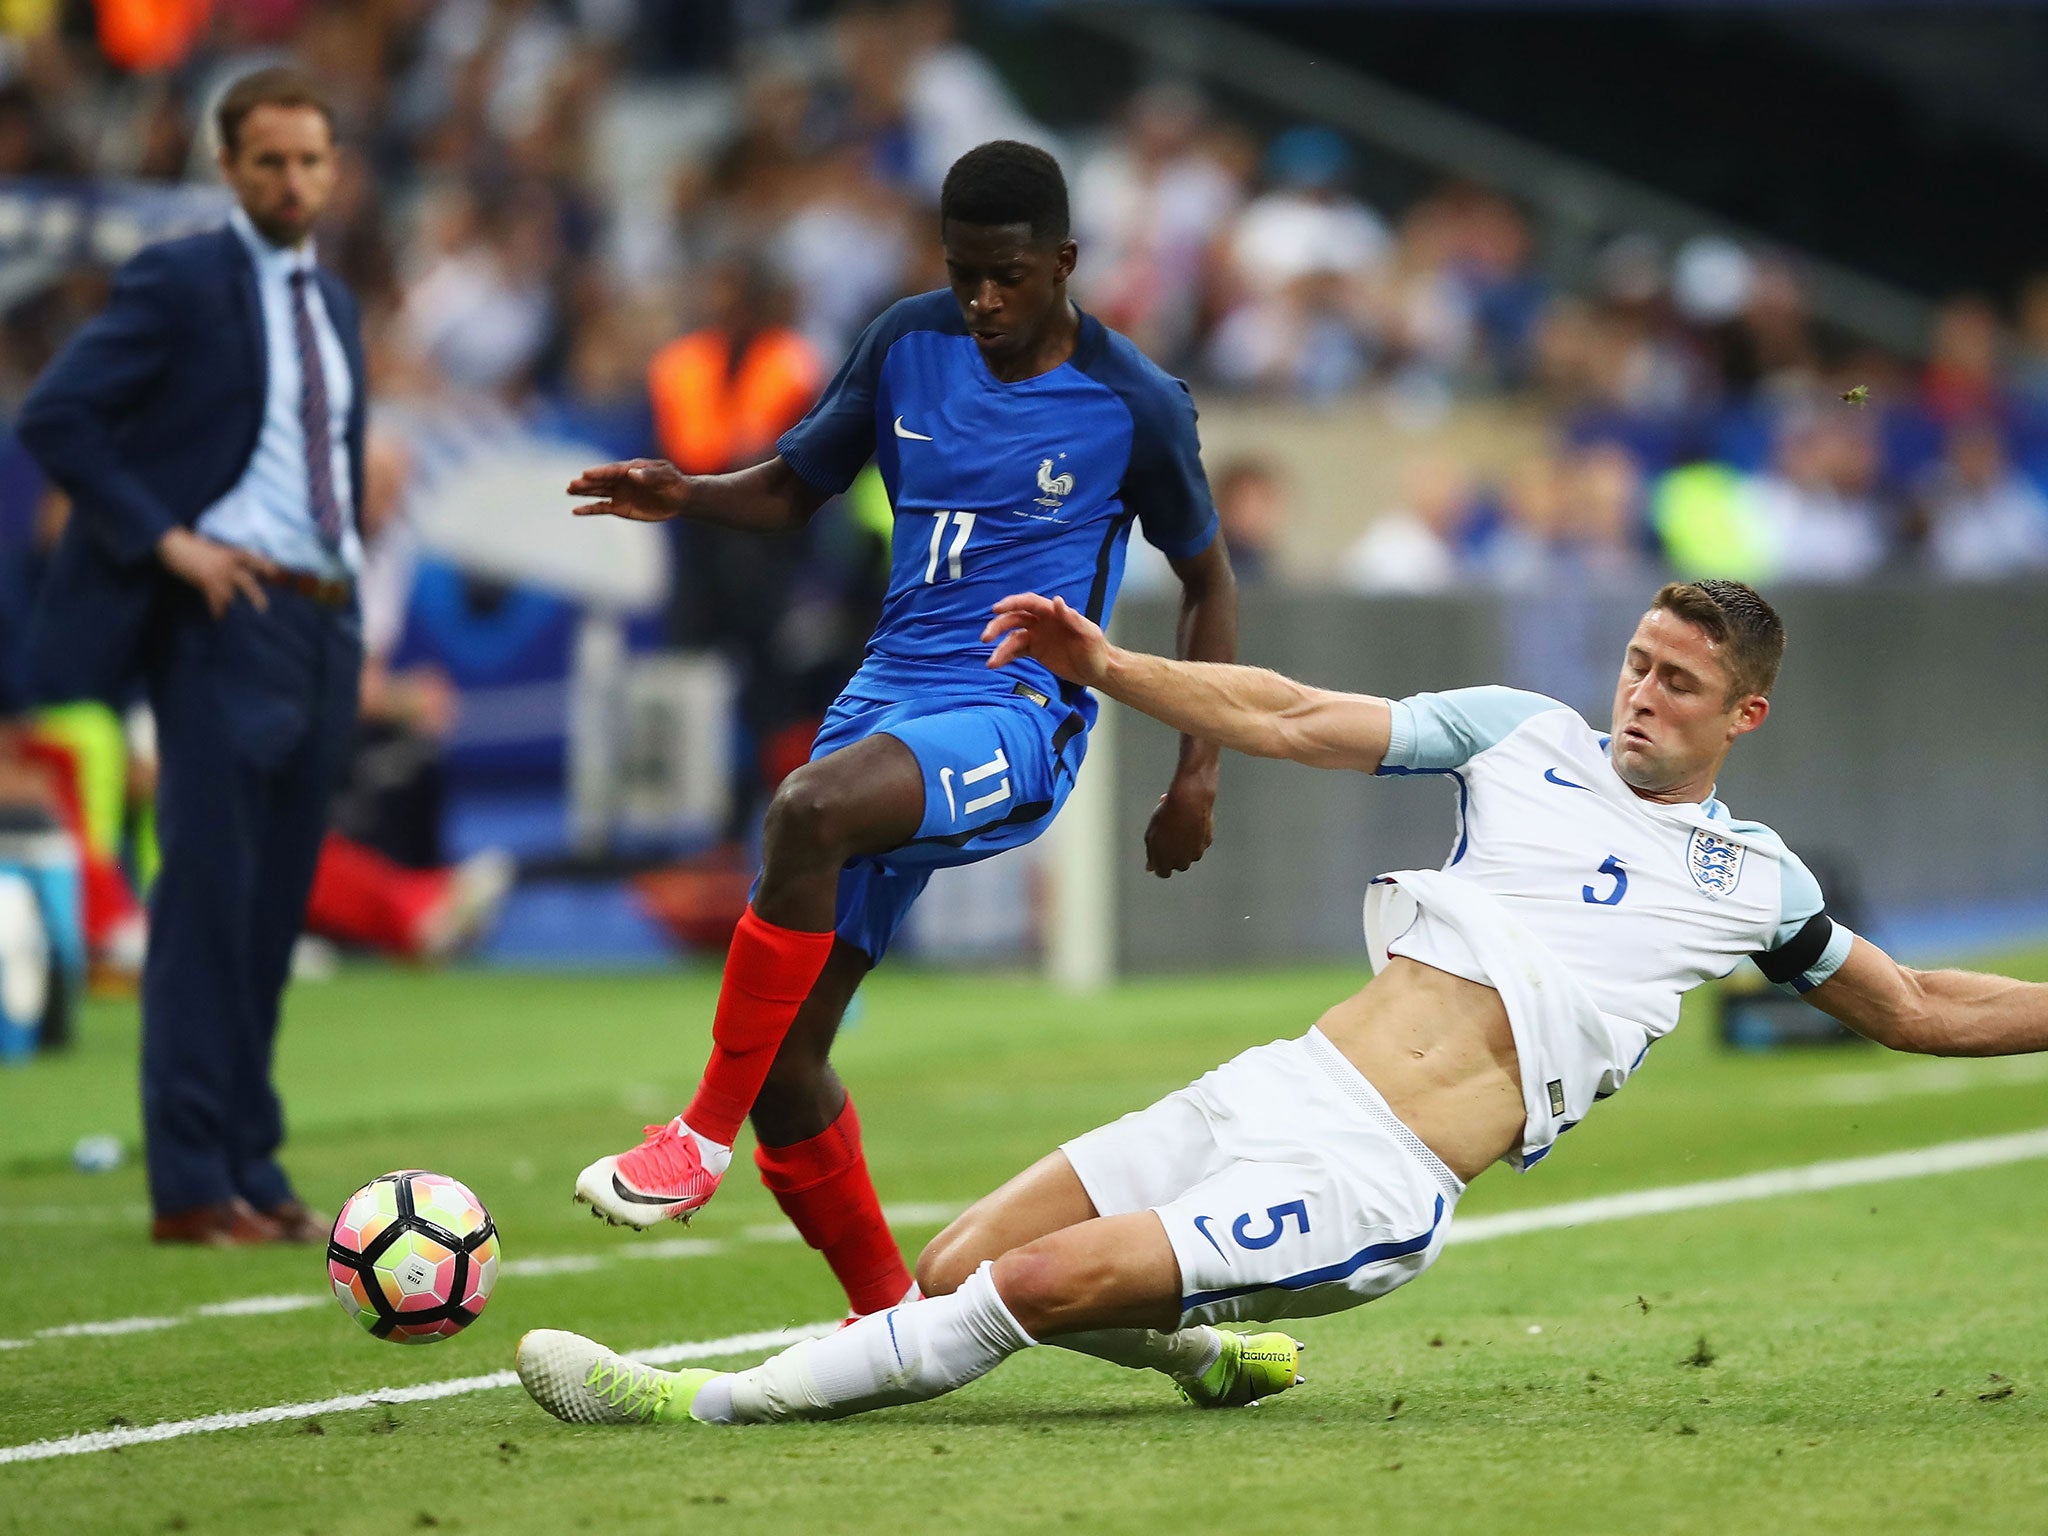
[1314,958,1524,1184]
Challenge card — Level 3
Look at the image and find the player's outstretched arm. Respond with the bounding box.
[567,455,827,532]
[1806,936,2048,1057]
[1142,540,1238,877]
[984,593,1394,772]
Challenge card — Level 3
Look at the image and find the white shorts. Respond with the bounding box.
[1062,1029,1464,1328]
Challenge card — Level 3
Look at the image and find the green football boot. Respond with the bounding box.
[517,1329,720,1426]
[1176,1329,1307,1409]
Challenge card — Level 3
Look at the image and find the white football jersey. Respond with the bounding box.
[1367,688,1852,1168]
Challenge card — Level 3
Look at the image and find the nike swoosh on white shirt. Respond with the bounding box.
[893,417,934,441]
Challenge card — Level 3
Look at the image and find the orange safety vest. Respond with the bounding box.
[648,328,823,477]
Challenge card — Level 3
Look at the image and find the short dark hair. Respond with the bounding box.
[1651,579,1786,701]
[940,140,1069,244]
[216,66,336,156]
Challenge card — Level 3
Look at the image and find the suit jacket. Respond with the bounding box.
[17,225,367,703]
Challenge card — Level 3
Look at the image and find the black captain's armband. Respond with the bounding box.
[1752,911,1836,986]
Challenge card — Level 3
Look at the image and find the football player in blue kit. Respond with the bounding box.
[564,141,1239,1321]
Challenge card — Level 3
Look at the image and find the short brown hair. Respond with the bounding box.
[216,66,335,156]
[1651,579,1786,701]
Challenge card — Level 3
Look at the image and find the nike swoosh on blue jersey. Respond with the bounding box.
[893,416,933,441]
[1192,1215,1228,1261]
[1544,768,1594,792]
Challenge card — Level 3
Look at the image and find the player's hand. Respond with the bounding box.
[399,666,460,738]
[1143,773,1215,877]
[982,594,1110,686]
[157,527,277,619]
[567,459,690,522]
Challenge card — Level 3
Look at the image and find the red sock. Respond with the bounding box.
[755,1097,912,1318]
[683,905,835,1146]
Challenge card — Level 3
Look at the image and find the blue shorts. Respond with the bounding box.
[812,685,1089,964]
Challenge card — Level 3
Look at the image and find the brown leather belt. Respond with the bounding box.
[265,570,355,609]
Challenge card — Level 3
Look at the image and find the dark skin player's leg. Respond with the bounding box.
[751,734,924,931]
[750,940,870,1145]
[746,731,923,1146]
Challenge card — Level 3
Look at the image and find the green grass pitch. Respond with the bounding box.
[4,951,2048,1535]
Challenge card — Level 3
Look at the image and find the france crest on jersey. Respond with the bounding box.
[776,290,1219,714]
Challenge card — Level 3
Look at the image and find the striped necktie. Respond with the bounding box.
[289,269,346,549]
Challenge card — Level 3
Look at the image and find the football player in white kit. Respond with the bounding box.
[518,580,2048,1430]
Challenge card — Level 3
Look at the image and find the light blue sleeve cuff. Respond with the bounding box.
[1380,699,1418,772]
[1375,687,1563,775]
[1792,924,1857,994]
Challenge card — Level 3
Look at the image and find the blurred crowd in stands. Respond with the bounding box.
[6,0,2048,596]
[1,0,2047,1002]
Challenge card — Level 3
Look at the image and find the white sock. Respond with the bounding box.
[673,1116,733,1171]
[692,1261,1034,1424]
[1051,1326,1222,1380]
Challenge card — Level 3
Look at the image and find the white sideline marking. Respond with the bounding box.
[1794,1054,2048,1107]
[620,1238,724,1261]
[194,1295,326,1319]
[883,1201,965,1225]
[745,1204,955,1244]
[1446,1127,2048,1246]
[630,1324,835,1366]
[11,1127,2048,1466]
[34,1317,180,1339]
[4,1220,924,1353]
[0,1324,836,1467]
[499,1255,605,1278]
[0,1205,149,1225]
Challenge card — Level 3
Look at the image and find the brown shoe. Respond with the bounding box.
[151,1198,283,1247]
[261,1201,330,1245]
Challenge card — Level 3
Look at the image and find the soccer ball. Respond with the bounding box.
[327,1170,500,1344]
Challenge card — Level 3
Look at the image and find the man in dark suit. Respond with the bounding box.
[18,67,366,1246]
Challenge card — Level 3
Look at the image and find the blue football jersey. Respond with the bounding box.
[776,291,1218,714]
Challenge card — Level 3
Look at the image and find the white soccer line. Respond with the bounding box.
[618,1236,725,1262]
[0,1324,837,1467]
[0,1217,900,1352]
[29,1317,182,1340]
[497,1255,606,1277]
[6,1126,2048,1468]
[195,1296,327,1319]
[1444,1126,2048,1245]
[0,1204,150,1225]
[1792,1053,2048,1107]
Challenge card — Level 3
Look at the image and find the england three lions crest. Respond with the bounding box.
[1686,827,1746,898]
